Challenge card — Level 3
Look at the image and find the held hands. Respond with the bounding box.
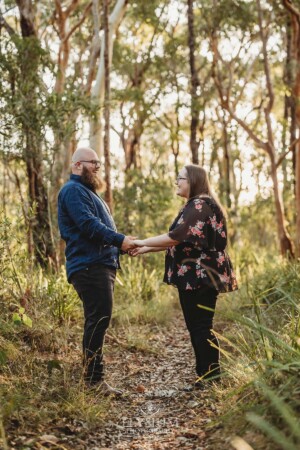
[121,236,138,252]
[121,236,149,256]
[128,239,148,257]
[129,246,149,257]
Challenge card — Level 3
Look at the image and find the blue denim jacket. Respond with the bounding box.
[58,174,125,281]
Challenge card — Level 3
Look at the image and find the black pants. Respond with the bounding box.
[70,264,116,384]
[178,286,220,379]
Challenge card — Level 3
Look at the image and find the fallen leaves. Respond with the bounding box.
[5,317,226,449]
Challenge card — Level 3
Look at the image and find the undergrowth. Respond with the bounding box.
[213,258,300,450]
[1,210,300,450]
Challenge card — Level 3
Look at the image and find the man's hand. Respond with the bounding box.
[121,236,137,252]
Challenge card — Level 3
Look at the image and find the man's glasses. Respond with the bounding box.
[79,160,101,167]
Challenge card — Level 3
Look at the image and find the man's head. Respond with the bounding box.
[71,147,105,192]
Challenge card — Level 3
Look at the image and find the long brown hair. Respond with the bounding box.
[185,164,226,216]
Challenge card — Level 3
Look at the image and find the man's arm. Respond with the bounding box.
[60,186,134,249]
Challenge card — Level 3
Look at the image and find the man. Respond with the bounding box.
[58,147,135,394]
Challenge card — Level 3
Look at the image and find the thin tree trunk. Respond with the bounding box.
[187,0,199,164]
[222,114,231,209]
[89,0,128,157]
[103,0,112,210]
[268,151,294,256]
[282,0,300,255]
[51,1,92,201]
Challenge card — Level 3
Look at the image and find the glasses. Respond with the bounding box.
[79,160,101,167]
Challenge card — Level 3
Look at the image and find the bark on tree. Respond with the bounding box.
[156,111,180,176]
[51,0,92,201]
[15,0,57,267]
[283,14,297,179]
[222,115,231,209]
[282,0,300,256]
[103,0,113,210]
[89,0,128,157]
[187,0,200,164]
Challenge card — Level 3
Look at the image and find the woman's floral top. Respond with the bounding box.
[163,196,238,293]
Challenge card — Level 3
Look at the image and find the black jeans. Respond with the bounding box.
[178,286,220,379]
[70,264,116,384]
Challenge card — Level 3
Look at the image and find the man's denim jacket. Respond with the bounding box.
[58,174,125,281]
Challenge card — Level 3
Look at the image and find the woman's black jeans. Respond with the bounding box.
[70,264,116,384]
[178,286,220,379]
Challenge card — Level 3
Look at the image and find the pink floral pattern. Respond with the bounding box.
[163,197,238,293]
[167,268,173,281]
[183,246,192,255]
[216,253,225,266]
[177,264,191,276]
[189,220,205,238]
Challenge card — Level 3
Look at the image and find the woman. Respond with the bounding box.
[131,165,238,389]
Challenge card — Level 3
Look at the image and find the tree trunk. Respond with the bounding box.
[282,0,300,255]
[16,0,57,268]
[296,141,300,255]
[222,115,231,209]
[89,0,128,157]
[187,0,199,164]
[103,0,113,210]
[124,130,139,171]
[269,151,294,256]
[51,1,92,203]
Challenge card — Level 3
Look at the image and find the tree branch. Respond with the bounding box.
[282,0,300,20]
[257,0,274,114]
[63,1,92,43]
[276,138,300,168]
[65,0,80,18]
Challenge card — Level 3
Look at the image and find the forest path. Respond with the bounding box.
[7,316,228,450]
[78,316,225,450]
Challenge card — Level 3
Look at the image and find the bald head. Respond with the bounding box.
[71,147,101,176]
[72,147,98,164]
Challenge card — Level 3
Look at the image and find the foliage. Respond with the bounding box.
[114,256,178,326]
[113,167,180,235]
[215,258,300,449]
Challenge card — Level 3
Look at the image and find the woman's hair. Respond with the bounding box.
[185,164,226,216]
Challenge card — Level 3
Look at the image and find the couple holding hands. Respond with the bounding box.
[58,147,238,395]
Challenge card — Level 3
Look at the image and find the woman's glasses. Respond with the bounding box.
[176,177,187,183]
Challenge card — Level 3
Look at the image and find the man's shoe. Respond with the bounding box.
[90,380,124,397]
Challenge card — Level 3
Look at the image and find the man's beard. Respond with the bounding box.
[81,166,104,192]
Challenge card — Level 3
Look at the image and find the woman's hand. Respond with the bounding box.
[133,239,145,247]
[129,246,149,256]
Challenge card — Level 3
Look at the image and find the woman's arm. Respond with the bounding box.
[134,233,179,247]
[129,246,167,256]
